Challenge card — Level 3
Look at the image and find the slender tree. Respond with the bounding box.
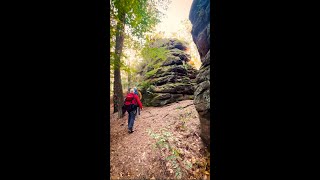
[110,0,170,118]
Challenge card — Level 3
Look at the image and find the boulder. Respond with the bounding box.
[189,0,211,147]
[138,38,198,107]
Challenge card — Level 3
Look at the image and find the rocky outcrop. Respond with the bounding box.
[189,0,211,147]
[138,39,198,107]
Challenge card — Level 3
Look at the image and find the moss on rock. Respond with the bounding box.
[138,38,198,107]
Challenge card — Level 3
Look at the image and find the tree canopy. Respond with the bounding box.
[110,0,171,74]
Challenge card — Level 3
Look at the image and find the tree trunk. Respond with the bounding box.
[113,13,126,119]
[128,60,131,90]
[113,94,118,113]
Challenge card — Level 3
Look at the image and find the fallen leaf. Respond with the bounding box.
[191,157,196,163]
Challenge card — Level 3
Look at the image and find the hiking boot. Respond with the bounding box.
[128,129,134,133]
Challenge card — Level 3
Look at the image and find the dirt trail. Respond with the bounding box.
[110,100,210,180]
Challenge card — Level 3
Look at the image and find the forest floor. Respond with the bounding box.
[110,100,210,180]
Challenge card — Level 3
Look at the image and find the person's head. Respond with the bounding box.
[129,88,135,93]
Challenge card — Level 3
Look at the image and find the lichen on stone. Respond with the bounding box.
[137,38,198,107]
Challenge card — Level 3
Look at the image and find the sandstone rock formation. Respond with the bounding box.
[137,38,198,107]
[189,0,211,146]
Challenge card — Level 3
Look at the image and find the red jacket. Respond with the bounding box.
[124,93,143,109]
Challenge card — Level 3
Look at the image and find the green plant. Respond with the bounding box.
[147,128,184,179]
[141,44,170,66]
[139,81,151,90]
[146,84,155,94]
[145,68,159,78]
[179,114,187,131]
[176,111,193,131]
[182,61,193,70]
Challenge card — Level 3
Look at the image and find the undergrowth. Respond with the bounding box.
[146,110,211,179]
[147,128,186,179]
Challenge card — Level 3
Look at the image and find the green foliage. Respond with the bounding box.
[110,0,170,40]
[141,46,169,63]
[136,37,193,82]
[178,112,191,131]
[110,56,128,71]
[147,128,184,179]
[142,36,170,57]
[145,68,159,78]
[137,37,171,78]
[185,160,193,169]
[182,62,188,69]
[138,80,151,90]
[110,0,172,98]
[112,0,161,38]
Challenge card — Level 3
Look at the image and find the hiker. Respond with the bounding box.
[133,87,141,115]
[124,88,143,133]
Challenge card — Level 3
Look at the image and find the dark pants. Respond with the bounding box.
[128,110,136,131]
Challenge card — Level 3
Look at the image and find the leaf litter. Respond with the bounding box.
[110,100,210,179]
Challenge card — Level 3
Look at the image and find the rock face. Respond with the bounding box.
[138,39,198,107]
[189,0,211,146]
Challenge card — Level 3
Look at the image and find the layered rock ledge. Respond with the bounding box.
[138,39,198,107]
